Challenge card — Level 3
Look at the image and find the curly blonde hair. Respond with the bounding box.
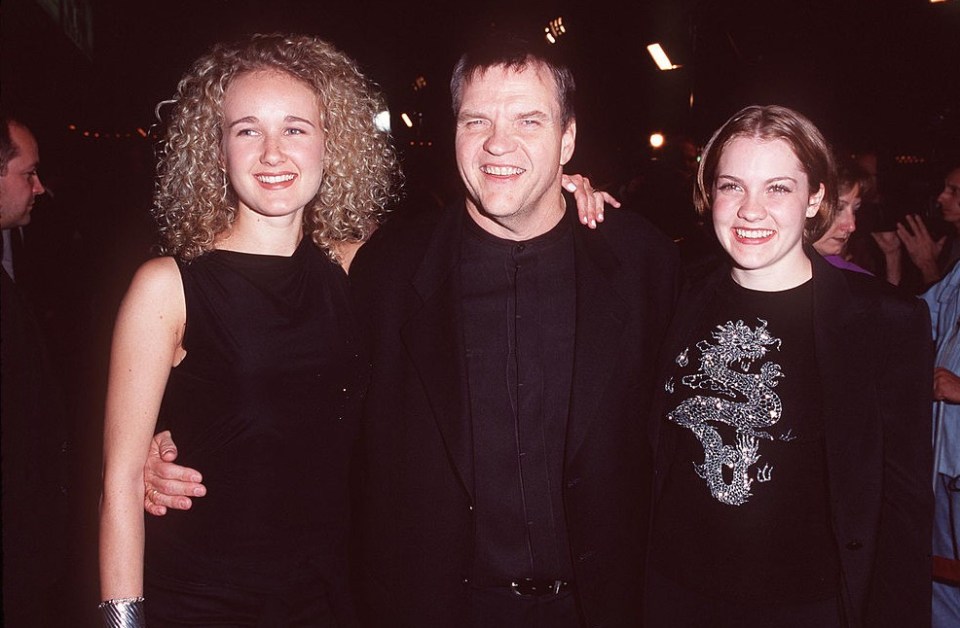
[154,33,400,261]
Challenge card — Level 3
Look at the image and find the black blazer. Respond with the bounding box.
[350,202,680,628]
[649,250,933,627]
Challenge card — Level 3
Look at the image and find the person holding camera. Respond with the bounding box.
[871,165,960,290]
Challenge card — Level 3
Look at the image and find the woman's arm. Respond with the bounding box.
[99,257,185,602]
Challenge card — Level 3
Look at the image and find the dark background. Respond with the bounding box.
[2,0,959,623]
[4,0,960,182]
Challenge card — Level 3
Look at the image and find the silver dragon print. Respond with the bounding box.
[667,318,784,506]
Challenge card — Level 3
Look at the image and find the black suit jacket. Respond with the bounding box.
[350,202,679,628]
[1,268,70,623]
[649,250,933,627]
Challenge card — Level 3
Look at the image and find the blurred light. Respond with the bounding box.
[649,133,665,149]
[401,113,414,128]
[374,110,392,133]
[67,123,77,131]
[413,76,427,91]
[545,17,566,44]
[136,127,147,138]
[929,0,947,3]
[647,43,680,70]
[82,131,90,137]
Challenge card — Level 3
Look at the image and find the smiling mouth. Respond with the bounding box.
[255,173,296,184]
[481,165,525,176]
[735,228,775,239]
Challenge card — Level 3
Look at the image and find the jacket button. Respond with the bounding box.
[846,540,863,550]
[577,550,596,563]
[566,477,580,489]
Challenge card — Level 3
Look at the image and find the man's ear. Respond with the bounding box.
[560,120,576,166]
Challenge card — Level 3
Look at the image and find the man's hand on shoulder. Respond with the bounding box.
[144,430,206,516]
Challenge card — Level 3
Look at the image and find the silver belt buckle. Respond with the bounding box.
[509,578,564,596]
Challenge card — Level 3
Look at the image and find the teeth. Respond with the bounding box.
[481,165,524,176]
[735,228,774,239]
[256,174,295,184]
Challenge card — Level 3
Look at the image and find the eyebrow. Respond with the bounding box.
[717,174,798,185]
[457,110,485,121]
[456,109,552,122]
[514,110,549,119]
[227,115,317,129]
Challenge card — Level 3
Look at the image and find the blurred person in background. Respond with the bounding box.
[898,165,960,286]
[813,156,872,274]
[1,111,71,627]
[919,163,960,628]
[865,165,960,290]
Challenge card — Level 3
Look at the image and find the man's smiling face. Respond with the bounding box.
[455,62,575,240]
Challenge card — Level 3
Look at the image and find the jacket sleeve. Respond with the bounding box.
[865,296,933,627]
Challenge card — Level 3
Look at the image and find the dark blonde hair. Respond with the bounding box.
[154,33,400,261]
[835,156,871,198]
[693,105,838,243]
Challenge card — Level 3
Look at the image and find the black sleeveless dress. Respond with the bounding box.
[144,239,366,627]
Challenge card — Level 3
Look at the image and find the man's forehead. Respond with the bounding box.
[459,62,561,115]
[465,61,553,88]
[9,124,38,156]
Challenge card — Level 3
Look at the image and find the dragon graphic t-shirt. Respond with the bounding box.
[650,277,840,604]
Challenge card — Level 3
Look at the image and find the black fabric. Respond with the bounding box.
[144,239,364,626]
[648,251,934,627]
[350,201,680,628]
[460,216,575,583]
[651,277,840,605]
[644,566,842,628]
[0,267,70,627]
[467,585,580,628]
[145,568,339,628]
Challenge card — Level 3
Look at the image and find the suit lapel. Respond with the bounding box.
[400,205,475,498]
[810,252,874,490]
[565,216,630,464]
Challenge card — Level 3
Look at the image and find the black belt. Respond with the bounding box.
[509,578,571,597]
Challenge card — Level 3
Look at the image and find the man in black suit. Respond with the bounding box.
[347,36,678,628]
[1,113,71,627]
[144,36,679,628]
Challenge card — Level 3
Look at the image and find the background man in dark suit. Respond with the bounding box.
[143,35,678,628]
[1,113,71,627]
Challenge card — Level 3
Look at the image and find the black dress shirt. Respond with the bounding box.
[460,215,576,582]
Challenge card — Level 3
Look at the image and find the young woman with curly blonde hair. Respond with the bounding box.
[99,33,398,627]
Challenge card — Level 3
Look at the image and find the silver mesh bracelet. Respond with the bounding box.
[98,597,145,628]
